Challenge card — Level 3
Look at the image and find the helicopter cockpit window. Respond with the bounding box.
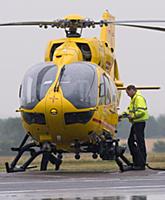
[99,74,111,105]
[50,43,63,61]
[76,43,92,61]
[104,75,111,105]
[20,62,57,109]
[99,74,105,105]
[60,62,97,109]
[109,78,118,103]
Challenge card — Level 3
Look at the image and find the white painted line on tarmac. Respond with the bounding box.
[158,171,165,174]
[0,184,165,195]
[0,176,165,185]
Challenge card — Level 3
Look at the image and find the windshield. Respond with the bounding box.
[60,62,98,109]
[20,62,58,109]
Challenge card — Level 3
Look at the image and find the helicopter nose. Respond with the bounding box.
[45,92,64,136]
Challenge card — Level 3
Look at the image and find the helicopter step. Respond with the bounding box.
[5,134,63,173]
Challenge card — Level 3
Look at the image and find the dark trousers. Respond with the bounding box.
[128,122,147,167]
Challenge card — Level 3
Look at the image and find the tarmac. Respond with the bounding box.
[0,169,165,200]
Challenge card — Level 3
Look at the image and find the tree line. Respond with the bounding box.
[0,118,25,155]
[117,115,165,139]
[0,115,165,155]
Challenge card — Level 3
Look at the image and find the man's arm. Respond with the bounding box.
[133,96,147,119]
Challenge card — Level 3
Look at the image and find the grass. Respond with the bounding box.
[1,152,165,172]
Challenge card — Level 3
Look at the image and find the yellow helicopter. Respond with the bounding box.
[2,10,162,172]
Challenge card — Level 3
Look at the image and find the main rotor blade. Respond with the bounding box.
[109,20,165,24]
[0,22,44,26]
[96,20,165,32]
[0,20,92,28]
[94,19,165,26]
[1,19,165,32]
[115,23,165,32]
[0,21,53,27]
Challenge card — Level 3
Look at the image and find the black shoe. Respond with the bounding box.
[132,165,145,170]
[122,165,133,171]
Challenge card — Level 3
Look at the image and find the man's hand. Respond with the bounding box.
[127,114,132,119]
[118,115,123,122]
[127,113,134,122]
[118,113,134,122]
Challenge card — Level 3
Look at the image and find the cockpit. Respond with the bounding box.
[19,62,98,110]
[19,62,58,109]
[60,62,98,109]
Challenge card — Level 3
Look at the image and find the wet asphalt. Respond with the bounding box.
[0,169,165,199]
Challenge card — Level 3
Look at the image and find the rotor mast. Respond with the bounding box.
[64,14,85,38]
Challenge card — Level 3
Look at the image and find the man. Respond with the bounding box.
[120,85,149,170]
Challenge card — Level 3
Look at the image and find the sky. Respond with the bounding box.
[0,0,165,118]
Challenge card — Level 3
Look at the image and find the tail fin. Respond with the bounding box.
[100,10,115,49]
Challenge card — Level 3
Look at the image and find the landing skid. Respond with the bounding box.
[5,134,131,173]
[5,134,62,173]
[72,138,132,172]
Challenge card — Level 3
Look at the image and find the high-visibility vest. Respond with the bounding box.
[124,91,149,123]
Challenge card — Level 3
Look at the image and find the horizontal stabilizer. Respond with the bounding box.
[117,86,160,90]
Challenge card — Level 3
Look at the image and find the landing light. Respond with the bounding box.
[50,108,58,115]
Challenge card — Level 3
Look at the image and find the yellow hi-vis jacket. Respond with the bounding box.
[124,91,149,123]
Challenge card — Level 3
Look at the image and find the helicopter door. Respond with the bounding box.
[98,74,117,136]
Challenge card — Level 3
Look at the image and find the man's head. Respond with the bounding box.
[126,85,137,98]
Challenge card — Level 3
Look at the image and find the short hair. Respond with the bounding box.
[126,85,137,91]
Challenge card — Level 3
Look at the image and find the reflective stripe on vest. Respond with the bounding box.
[132,95,147,113]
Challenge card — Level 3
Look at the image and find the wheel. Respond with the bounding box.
[75,154,80,160]
[92,153,98,159]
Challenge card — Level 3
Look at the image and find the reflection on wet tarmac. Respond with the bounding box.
[40,196,147,200]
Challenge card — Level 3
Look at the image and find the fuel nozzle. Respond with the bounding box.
[122,113,129,118]
[119,113,129,121]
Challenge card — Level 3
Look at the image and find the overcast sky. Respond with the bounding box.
[0,0,165,118]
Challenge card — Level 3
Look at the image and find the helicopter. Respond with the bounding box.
[2,10,162,173]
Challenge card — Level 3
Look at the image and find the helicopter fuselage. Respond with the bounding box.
[20,61,119,152]
[5,11,135,173]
